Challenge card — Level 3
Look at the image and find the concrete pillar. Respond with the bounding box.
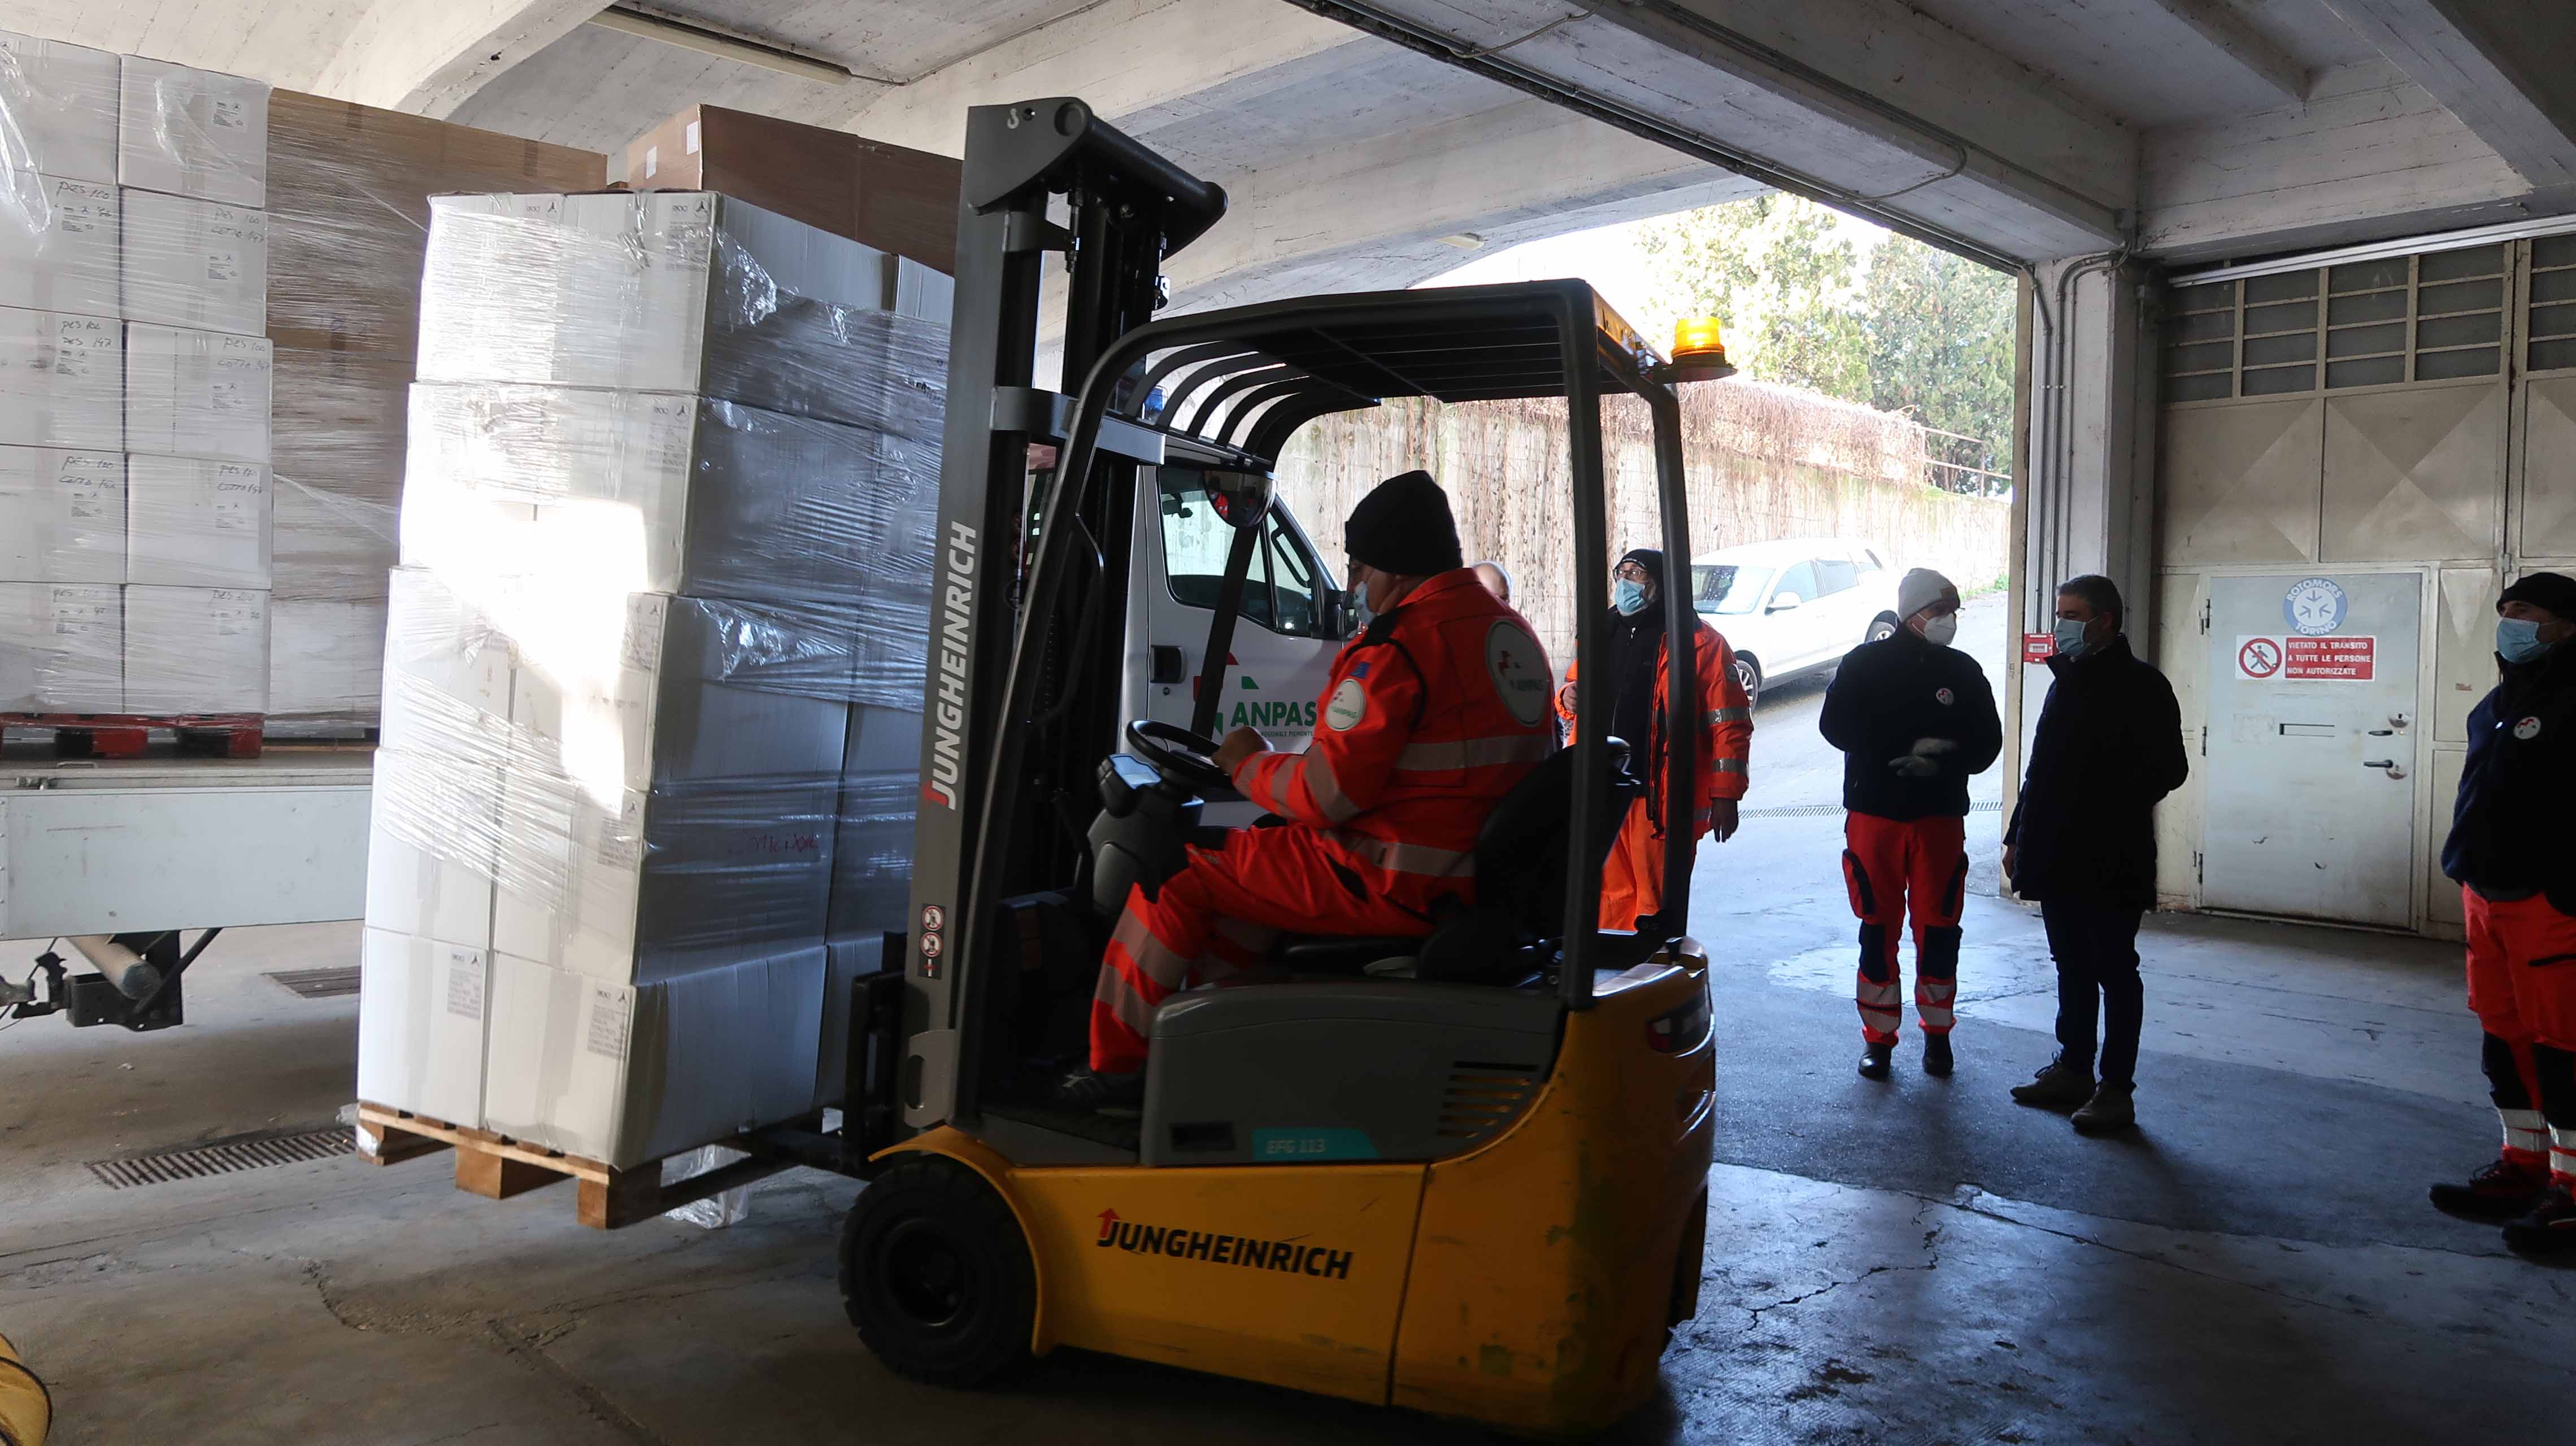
[2000,254,2160,828]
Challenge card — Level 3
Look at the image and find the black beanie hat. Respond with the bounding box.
[1344,470,1463,577]
[1618,547,1666,590]
[2500,572,2576,621]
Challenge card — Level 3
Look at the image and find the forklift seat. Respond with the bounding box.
[1276,738,1638,981]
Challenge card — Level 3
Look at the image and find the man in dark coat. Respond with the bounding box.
[2005,574,2188,1133]
[2429,570,2576,1256]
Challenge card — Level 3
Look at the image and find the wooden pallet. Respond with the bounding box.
[352,1103,791,1230]
[1,712,264,759]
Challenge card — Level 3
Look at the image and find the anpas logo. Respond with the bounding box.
[923,520,978,810]
[1486,620,1550,725]
[1094,1209,1354,1280]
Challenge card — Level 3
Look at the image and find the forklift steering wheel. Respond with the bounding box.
[1125,719,1239,798]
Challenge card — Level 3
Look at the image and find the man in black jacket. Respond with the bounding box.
[2005,574,2188,1134]
[1821,568,2003,1080]
[2430,572,2576,1255]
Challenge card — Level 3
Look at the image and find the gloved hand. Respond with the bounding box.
[1887,754,1940,778]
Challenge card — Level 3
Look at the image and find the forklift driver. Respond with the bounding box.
[1058,471,1559,1109]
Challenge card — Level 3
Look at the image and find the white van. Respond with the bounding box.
[1688,538,1901,707]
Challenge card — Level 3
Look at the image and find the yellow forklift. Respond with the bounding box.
[749,98,1731,1437]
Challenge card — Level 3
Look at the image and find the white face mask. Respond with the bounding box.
[1918,612,1959,648]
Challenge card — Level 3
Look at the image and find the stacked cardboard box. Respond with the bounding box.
[262,92,602,734]
[0,31,272,716]
[615,104,960,273]
[359,192,942,1169]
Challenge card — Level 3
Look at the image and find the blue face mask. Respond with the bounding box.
[2052,616,2092,659]
[1613,579,1650,616]
[2499,616,2552,664]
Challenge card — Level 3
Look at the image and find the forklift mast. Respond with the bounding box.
[902,100,1228,1131]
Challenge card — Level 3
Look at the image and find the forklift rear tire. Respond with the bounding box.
[839,1156,1037,1386]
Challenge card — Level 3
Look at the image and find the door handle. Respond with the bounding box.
[2367,729,2395,736]
[2361,759,2395,769]
[1151,645,1186,685]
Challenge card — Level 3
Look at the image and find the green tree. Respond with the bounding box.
[1637,194,1866,399]
[1636,193,2018,494]
[1860,241,2017,490]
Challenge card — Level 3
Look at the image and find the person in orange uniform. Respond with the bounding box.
[1555,548,1751,933]
[1059,471,1557,1108]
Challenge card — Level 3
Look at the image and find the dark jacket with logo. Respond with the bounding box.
[2443,642,2576,913]
[2005,634,2188,909]
[1819,627,2002,821]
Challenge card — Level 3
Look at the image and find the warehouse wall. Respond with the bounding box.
[1276,380,2010,672]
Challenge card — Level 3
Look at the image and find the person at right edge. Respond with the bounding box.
[2005,574,2187,1134]
[2430,572,2576,1256]
[1821,568,2001,1081]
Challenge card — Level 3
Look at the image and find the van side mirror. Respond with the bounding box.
[1767,591,1803,612]
[1322,587,1358,639]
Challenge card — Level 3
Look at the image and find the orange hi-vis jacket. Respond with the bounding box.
[1232,569,1557,904]
[1558,617,1753,827]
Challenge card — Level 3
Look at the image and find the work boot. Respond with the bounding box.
[2010,1058,2095,1111]
[2070,1084,2135,1134]
[1922,1034,1953,1077]
[1052,1067,1145,1113]
[2501,1184,2576,1257]
[1857,1041,1894,1080]
[2430,1158,2552,1223]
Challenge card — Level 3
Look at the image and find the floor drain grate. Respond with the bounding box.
[265,966,361,1000]
[88,1126,353,1190]
[1741,800,2004,820]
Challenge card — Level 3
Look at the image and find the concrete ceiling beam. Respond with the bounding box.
[2138,0,2313,105]
[306,0,602,117]
[1289,0,2134,267]
[1163,95,1763,312]
[2320,0,2576,189]
[833,0,1365,158]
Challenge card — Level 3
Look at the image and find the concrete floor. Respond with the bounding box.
[6,597,2571,1442]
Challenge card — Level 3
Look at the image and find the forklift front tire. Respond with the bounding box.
[839,1156,1037,1386]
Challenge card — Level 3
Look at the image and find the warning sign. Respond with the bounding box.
[2023,633,2057,663]
[2286,635,2375,680]
[2236,635,2375,681]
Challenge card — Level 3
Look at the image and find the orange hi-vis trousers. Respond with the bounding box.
[1842,811,1968,1044]
[1088,825,1469,1074]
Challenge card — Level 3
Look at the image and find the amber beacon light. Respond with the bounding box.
[1662,316,1738,383]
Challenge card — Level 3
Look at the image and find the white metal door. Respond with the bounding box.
[2203,571,2422,926]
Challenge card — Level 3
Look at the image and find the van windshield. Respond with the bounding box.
[1693,563,1772,615]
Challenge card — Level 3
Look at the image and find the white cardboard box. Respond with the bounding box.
[116,56,267,208]
[480,947,824,1169]
[269,595,385,728]
[378,567,513,756]
[0,32,120,184]
[0,173,119,316]
[0,446,123,583]
[120,583,266,713]
[125,454,270,587]
[119,189,267,336]
[355,929,490,1125]
[489,766,838,987]
[0,307,121,450]
[416,191,952,426]
[364,748,502,951]
[125,323,270,461]
[0,581,120,710]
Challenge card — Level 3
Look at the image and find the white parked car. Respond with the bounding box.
[1688,538,1901,707]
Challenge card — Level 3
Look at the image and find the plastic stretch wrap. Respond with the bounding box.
[0,445,123,583]
[124,322,270,462]
[416,192,951,433]
[403,384,939,620]
[268,595,385,734]
[117,56,267,207]
[125,454,269,587]
[368,560,932,983]
[121,584,267,714]
[0,306,119,450]
[0,31,120,184]
[0,580,119,712]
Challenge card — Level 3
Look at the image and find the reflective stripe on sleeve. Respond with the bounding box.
[1710,757,1747,774]
[1704,707,1750,725]
[1291,751,1364,824]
